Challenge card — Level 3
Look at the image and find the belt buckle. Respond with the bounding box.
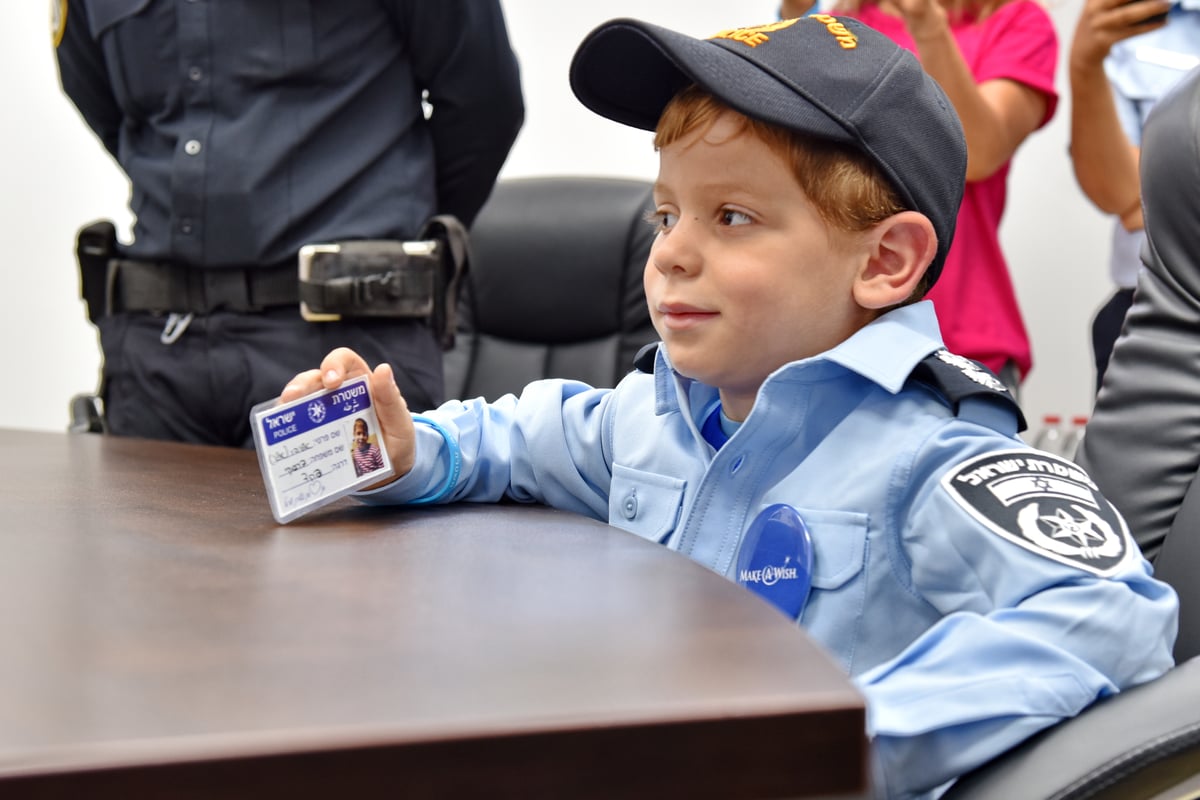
[298,244,344,322]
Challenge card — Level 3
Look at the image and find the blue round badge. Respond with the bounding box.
[735,504,814,619]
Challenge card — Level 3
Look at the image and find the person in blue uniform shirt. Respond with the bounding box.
[52,0,524,446]
[1069,0,1200,390]
[279,16,1178,799]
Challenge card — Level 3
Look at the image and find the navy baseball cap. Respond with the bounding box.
[568,16,967,284]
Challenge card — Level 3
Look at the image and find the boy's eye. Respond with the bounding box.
[644,209,678,232]
[720,209,752,226]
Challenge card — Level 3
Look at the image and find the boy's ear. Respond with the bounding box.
[852,211,938,310]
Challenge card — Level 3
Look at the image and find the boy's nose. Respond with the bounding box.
[651,219,702,276]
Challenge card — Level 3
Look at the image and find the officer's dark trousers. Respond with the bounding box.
[97,307,443,448]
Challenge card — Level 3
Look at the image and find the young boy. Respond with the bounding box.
[280,16,1177,799]
[350,417,385,478]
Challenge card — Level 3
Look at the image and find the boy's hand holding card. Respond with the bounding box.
[251,376,394,524]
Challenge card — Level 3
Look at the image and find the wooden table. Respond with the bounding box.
[0,428,867,798]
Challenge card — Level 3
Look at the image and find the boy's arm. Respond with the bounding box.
[371,380,615,516]
[282,350,617,516]
[858,441,1178,797]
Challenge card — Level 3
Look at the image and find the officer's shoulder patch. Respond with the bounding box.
[908,349,1027,431]
[52,0,68,48]
[941,448,1133,577]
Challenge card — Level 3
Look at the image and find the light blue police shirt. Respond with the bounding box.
[1105,3,1200,287]
[363,301,1178,799]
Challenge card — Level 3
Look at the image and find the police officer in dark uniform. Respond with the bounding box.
[52,0,524,447]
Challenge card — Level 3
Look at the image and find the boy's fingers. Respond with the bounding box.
[371,363,411,418]
[281,348,373,403]
[371,362,417,476]
[319,347,372,388]
[280,369,323,403]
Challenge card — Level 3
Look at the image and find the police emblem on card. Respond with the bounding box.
[942,449,1132,577]
[250,376,394,524]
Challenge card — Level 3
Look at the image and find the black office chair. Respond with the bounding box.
[442,176,659,401]
[943,67,1200,800]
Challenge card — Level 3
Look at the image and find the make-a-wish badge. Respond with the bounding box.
[250,376,394,524]
[735,504,814,619]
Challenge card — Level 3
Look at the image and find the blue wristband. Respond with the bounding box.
[406,415,462,505]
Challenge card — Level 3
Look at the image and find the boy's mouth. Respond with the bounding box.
[658,302,718,330]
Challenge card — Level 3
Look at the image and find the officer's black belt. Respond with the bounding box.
[108,258,298,315]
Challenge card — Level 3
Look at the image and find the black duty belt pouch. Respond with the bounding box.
[75,219,117,325]
[77,219,298,317]
[298,215,469,350]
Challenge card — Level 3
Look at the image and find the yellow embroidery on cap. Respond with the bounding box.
[811,14,858,50]
[52,0,68,48]
[710,18,799,48]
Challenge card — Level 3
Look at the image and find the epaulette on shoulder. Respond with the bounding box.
[907,349,1027,432]
[633,342,659,374]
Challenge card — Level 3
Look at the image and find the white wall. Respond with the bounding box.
[0,0,1108,434]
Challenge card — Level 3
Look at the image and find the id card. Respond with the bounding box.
[250,376,394,524]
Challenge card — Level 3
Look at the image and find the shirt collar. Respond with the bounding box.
[822,301,946,392]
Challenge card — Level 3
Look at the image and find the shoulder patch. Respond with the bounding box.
[909,349,1027,432]
[52,0,68,48]
[941,449,1133,577]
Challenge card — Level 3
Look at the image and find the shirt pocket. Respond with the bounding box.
[796,508,869,671]
[608,464,685,544]
[85,0,172,116]
[85,0,152,34]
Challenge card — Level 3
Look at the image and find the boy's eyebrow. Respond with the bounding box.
[654,178,774,204]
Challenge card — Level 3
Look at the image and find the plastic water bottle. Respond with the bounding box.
[1031,413,1064,455]
[1060,415,1088,461]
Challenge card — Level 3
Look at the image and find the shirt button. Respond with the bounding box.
[179,219,194,234]
[188,66,203,81]
[184,139,202,156]
[622,490,638,520]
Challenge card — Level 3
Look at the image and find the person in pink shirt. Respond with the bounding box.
[782,0,1057,397]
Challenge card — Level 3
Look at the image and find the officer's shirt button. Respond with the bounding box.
[621,490,638,520]
[184,139,203,156]
[188,67,203,81]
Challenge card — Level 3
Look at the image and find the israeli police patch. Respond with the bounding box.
[941,449,1132,577]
